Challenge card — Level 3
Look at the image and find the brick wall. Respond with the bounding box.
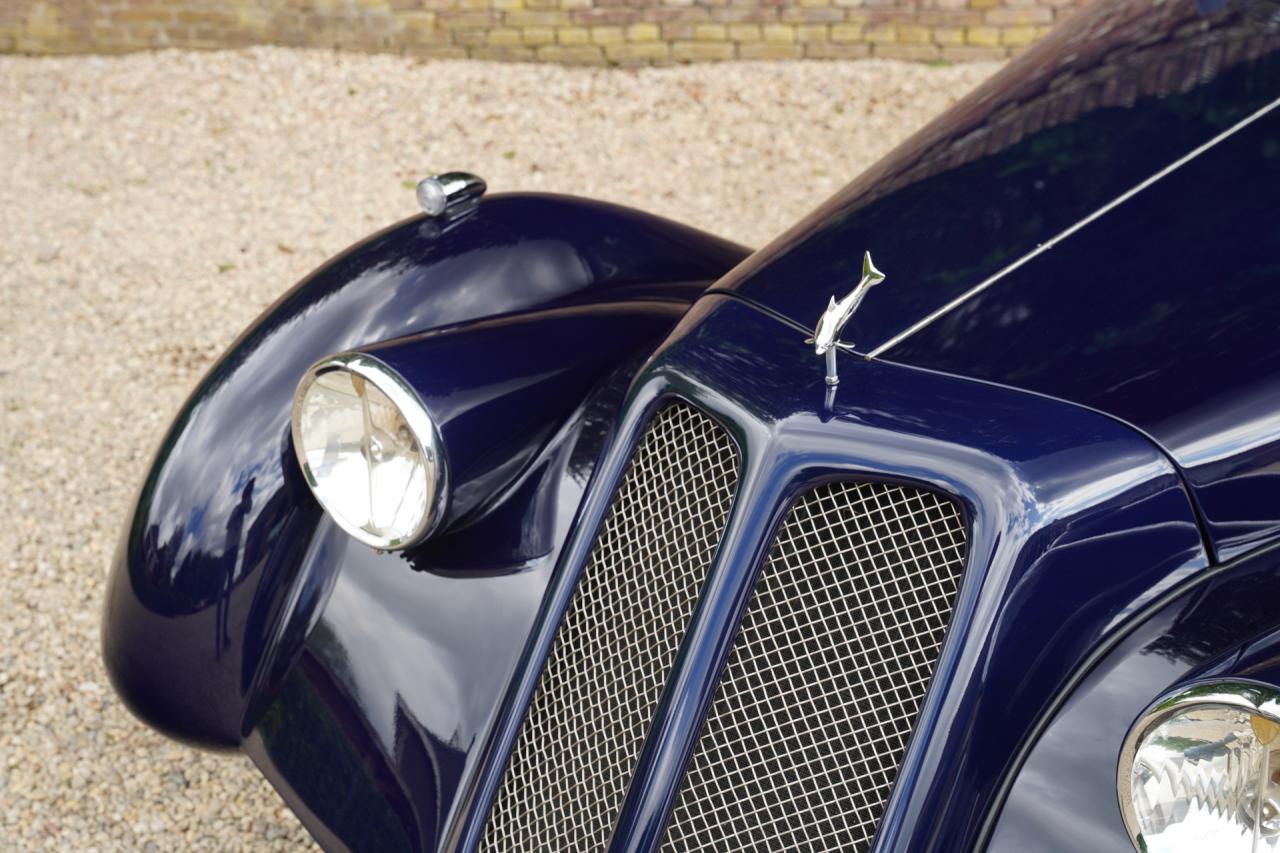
[1,0,1084,64]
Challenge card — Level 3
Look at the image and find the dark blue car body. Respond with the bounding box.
[103,1,1280,849]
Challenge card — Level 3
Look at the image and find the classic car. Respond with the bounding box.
[102,0,1280,850]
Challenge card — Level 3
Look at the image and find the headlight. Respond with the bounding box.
[292,353,447,550]
[1119,681,1280,852]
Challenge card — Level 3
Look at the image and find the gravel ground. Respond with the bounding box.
[0,47,998,850]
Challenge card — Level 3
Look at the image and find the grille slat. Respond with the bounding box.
[662,480,967,853]
[481,403,740,852]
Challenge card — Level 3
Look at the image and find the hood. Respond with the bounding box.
[718,0,1279,350]
[717,0,1280,560]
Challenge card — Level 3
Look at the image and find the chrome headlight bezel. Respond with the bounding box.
[1118,679,1280,852]
[291,352,449,550]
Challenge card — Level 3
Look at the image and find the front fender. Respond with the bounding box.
[101,193,748,750]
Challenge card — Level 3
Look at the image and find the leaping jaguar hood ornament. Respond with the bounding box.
[808,251,886,385]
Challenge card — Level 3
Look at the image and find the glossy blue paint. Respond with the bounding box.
[447,296,1209,853]
[710,0,1280,562]
[884,107,1280,564]
[241,357,640,851]
[101,193,747,750]
[988,540,1280,852]
[716,0,1280,354]
[363,299,694,531]
[99,1,1280,848]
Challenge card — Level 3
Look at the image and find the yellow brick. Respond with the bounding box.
[401,12,440,37]
[401,11,437,32]
[560,0,592,8]
[985,8,1051,25]
[591,26,624,44]
[537,44,606,63]
[1034,25,1055,38]
[558,26,590,44]
[1001,25,1038,45]
[493,0,524,8]
[806,42,869,58]
[175,10,236,25]
[24,21,66,42]
[453,28,487,46]
[762,23,795,43]
[728,24,761,41]
[671,41,735,60]
[830,23,863,42]
[22,2,64,41]
[864,26,896,43]
[739,43,803,59]
[445,12,497,28]
[695,23,726,40]
[797,25,828,42]
[471,45,535,60]
[933,27,964,45]
[875,43,941,60]
[966,25,1000,46]
[506,10,564,27]
[606,42,671,61]
[627,22,660,41]
[523,27,555,45]
[897,24,931,44]
[408,45,469,59]
[970,0,999,7]
[109,9,173,25]
[237,5,272,31]
[487,27,523,45]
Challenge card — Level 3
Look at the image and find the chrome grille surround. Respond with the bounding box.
[481,402,740,851]
[663,480,967,852]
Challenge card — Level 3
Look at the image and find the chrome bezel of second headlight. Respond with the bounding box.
[1118,680,1280,852]
[291,352,449,550]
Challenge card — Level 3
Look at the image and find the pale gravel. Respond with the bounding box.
[0,47,999,850]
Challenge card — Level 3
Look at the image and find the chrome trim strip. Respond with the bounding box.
[867,95,1280,360]
[290,352,450,550]
[1116,679,1280,851]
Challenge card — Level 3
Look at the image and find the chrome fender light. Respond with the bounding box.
[291,353,448,550]
[1119,680,1280,852]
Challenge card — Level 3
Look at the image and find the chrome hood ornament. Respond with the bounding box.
[807,251,886,386]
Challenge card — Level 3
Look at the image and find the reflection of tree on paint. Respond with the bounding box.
[217,477,255,657]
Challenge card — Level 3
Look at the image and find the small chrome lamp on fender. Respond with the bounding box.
[291,353,448,550]
[415,172,486,219]
[1118,680,1280,852]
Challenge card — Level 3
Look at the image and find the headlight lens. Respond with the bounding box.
[292,353,447,550]
[1120,682,1280,852]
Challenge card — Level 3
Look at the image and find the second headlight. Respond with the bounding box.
[1120,681,1280,852]
[292,353,448,550]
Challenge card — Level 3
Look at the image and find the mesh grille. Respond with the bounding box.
[663,481,967,852]
[481,402,739,852]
